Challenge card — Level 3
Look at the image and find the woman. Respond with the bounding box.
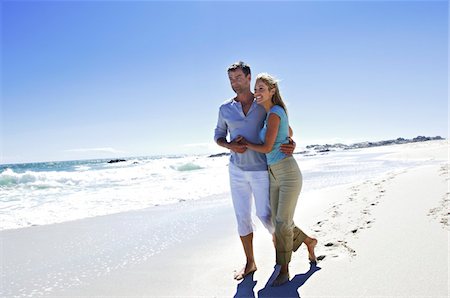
[238,73,317,287]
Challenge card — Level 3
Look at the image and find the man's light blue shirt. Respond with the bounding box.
[214,99,267,171]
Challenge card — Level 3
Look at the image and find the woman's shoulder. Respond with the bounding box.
[269,105,287,117]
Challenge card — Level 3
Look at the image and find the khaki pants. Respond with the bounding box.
[269,156,308,265]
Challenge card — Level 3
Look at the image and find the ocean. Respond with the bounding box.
[0,148,429,231]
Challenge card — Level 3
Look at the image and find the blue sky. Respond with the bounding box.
[1,0,448,163]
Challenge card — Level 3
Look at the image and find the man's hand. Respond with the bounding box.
[228,137,247,153]
[280,137,296,156]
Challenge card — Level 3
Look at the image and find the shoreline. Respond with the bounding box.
[2,140,446,232]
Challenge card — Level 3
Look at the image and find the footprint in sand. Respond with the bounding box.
[364,220,374,228]
[331,210,342,218]
[320,239,357,260]
[314,177,392,262]
[361,209,370,215]
[316,220,328,227]
[439,164,449,177]
[338,240,357,257]
[427,191,449,228]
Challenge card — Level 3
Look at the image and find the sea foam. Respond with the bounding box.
[0,155,230,230]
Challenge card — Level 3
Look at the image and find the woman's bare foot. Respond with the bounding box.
[272,272,290,286]
[305,237,318,262]
[234,262,257,280]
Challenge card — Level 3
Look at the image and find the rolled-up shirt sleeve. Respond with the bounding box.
[214,108,228,142]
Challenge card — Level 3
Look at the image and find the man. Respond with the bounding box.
[214,61,296,280]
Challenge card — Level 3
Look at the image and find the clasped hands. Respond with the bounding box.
[229,136,296,155]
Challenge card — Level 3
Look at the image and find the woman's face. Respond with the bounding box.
[254,80,275,105]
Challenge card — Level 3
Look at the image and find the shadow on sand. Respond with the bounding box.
[234,263,321,298]
[234,272,257,298]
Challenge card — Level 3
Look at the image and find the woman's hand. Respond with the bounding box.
[235,135,248,146]
[227,136,247,153]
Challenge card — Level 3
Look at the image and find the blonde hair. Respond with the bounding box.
[256,73,288,114]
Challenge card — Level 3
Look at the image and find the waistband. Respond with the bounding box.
[267,156,296,171]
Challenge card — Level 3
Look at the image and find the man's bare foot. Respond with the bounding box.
[305,237,318,262]
[234,262,257,280]
[272,233,276,248]
[272,272,290,286]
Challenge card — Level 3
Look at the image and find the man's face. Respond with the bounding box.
[228,69,251,94]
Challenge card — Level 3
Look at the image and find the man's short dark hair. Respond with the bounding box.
[227,61,251,77]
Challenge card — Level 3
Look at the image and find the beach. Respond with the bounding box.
[1,140,448,297]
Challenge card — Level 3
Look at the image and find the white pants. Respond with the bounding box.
[229,163,275,236]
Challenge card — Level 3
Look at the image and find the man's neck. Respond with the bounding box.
[235,91,254,105]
